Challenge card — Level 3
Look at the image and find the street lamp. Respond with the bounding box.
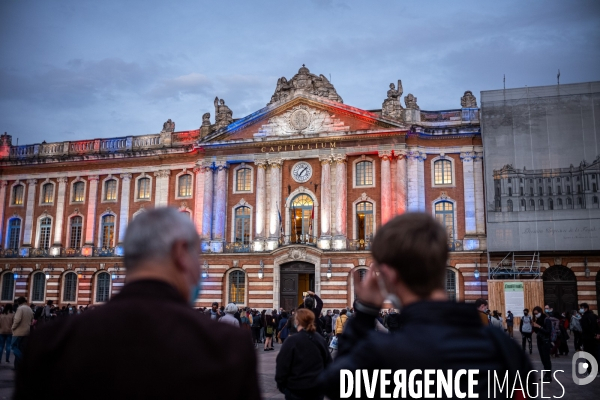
[258,260,264,279]
[77,265,86,279]
[202,260,209,279]
[327,259,332,280]
[45,265,54,280]
[474,262,480,280]
[112,264,119,280]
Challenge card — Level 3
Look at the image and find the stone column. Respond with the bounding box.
[318,155,332,249]
[461,152,476,235]
[51,177,68,253]
[417,152,426,211]
[154,170,171,207]
[267,159,283,250]
[407,150,419,211]
[254,160,267,251]
[473,151,485,249]
[211,161,228,252]
[333,154,347,249]
[193,165,204,236]
[117,173,132,245]
[22,179,37,251]
[0,181,6,248]
[84,176,99,249]
[200,162,214,250]
[379,151,393,224]
[396,151,407,214]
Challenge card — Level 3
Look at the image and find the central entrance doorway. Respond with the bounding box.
[280,261,315,312]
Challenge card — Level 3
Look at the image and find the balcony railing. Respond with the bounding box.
[0,247,120,258]
[0,249,20,258]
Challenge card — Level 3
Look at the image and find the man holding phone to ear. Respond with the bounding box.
[318,213,532,399]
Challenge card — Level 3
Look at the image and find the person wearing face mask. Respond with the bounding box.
[520,308,533,354]
[570,309,583,351]
[318,213,534,399]
[532,305,553,382]
[579,302,599,376]
[14,207,260,400]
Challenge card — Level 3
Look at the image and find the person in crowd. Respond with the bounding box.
[15,207,259,400]
[278,311,289,343]
[335,308,348,336]
[0,304,14,363]
[251,309,262,347]
[323,310,333,338]
[275,308,332,400]
[475,298,489,326]
[520,308,533,354]
[11,297,34,369]
[385,308,400,332]
[506,310,514,338]
[206,302,221,321]
[331,309,339,334]
[490,310,503,330]
[297,291,323,333]
[286,309,297,336]
[580,302,600,375]
[264,311,276,351]
[260,309,267,343]
[219,303,240,327]
[558,312,570,356]
[240,307,252,331]
[570,309,583,352]
[532,305,553,382]
[547,310,562,358]
[318,213,533,399]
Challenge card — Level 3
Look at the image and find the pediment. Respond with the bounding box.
[200,93,406,143]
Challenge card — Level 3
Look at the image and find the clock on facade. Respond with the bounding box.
[291,161,312,183]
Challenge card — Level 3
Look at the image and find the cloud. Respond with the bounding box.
[147,73,213,100]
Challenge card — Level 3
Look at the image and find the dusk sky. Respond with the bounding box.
[1,0,599,145]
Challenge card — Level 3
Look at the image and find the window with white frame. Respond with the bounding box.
[101,215,115,248]
[31,272,46,302]
[446,269,457,301]
[72,181,85,202]
[434,201,454,244]
[69,216,83,249]
[178,174,193,197]
[7,218,21,250]
[63,272,77,302]
[434,160,452,185]
[356,202,374,243]
[229,270,245,304]
[104,179,117,201]
[95,272,110,303]
[236,168,252,192]
[234,206,251,244]
[1,273,15,302]
[38,217,52,249]
[41,183,54,204]
[137,177,151,200]
[12,184,24,206]
[356,161,373,186]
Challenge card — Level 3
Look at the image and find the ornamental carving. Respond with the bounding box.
[268,65,343,105]
[260,105,337,136]
[162,119,175,133]
[404,93,420,110]
[214,97,233,131]
[291,248,307,260]
[382,80,404,121]
[57,177,68,183]
[461,91,478,108]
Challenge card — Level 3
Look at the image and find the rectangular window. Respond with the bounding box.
[8,219,21,250]
[356,161,374,186]
[73,182,85,202]
[70,217,83,249]
[42,184,54,204]
[178,174,192,197]
[434,160,452,185]
[12,185,24,205]
[104,180,117,201]
[138,178,150,199]
[236,169,251,192]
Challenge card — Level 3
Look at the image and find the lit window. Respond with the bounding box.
[356,161,373,186]
[234,206,251,244]
[63,272,77,302]
[229,270,245,304]
[435,201,454,243]
[178,174,192,197]
[104,179,117,201]
[42,183,54,204]
[236,168,251,192]
[12,185,24,206]
[38,217,52,249]
[70,216,83,249]
[434,160,452,185]
[95,272,110,303]
[101,215,115,248]
[356,202,374,243]
[7,218,21,250]
[73,182,85,202]
[138,177,150,199]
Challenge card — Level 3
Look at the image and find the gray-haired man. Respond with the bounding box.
[16,207,260,400]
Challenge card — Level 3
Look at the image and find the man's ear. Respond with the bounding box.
[380,263,399,285]
[171,240,190,272]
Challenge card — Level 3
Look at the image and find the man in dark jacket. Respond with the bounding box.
[318,213,533,399]
[15,208,260,400]
[580,302,599,375]
[298,290,323,332]
[532,305,553,381]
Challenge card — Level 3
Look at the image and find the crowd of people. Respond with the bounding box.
[8,208,600,399]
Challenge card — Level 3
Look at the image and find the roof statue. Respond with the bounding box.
[461,90,478,108]
[268,65,343,105]
[382,80,404,120]
[201,113,211,126]
[162,119,175,133]
[214,97,233,131]
[404,93,419,110]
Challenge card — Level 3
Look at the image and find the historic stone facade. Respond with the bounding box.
[3,66,594,312]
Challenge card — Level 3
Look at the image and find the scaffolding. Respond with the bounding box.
[487,252,541,279]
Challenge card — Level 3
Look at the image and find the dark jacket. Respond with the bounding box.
[297,294,324,332]
[581,310,600,341]
[533,313,552,342]
[318,301,533,400]
[15,280,260,400]
[275,330,332,392]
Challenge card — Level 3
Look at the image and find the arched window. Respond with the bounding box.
[539,199,544,210]
[229,270,245,304]
[529,199,535,209]
[434,201,454,245]
[557,198,563,207]
[507,199,513,212]
[354,268,368,300]
[508,187,512,197]
[12,184,24,206]
[567,197,572,208]
[434,160,452,185]
[236,168,252,192]
[234,206,251,244]
[95,272,110,303]
[290,194,314,243]
[104,179,117,201]
[594,196,599,204]
[101,215,115,248]
[41,183,54,204]
[578,197,582,206]
[180,210,192,219]
[356,161,373,186]
[356,202,374,244]
[446,269,457,301]
[138,177,151,199]
[31,272,45,302]
[549,199,554,210]
[38,217,52,249]
[520,199,526,208]
[70,216,83,249]
[63,272,77,302]
[1,273,15,302]
[72,181,85,202]
[178,174,192,197]
[7,218,21,250]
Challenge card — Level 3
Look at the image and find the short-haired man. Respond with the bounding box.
[11,297,34,369]
[15,208,260,399]
[579,302,599,375]
[319,213,533,399]
[475,298,489,326]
